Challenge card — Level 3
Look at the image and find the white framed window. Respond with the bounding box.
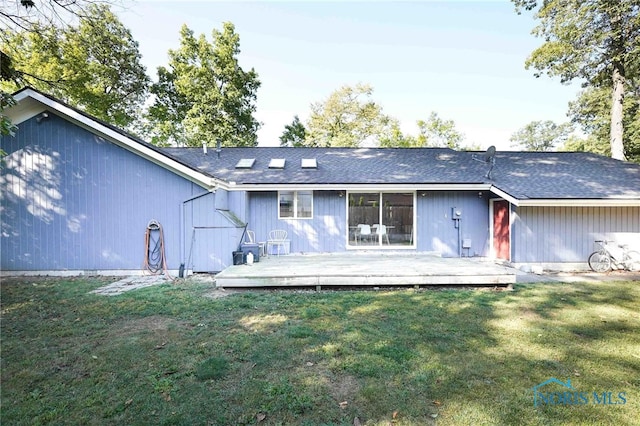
[347,191,415,248]
[279,191,313,219]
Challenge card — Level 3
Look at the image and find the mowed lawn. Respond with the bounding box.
[1,277,638,426]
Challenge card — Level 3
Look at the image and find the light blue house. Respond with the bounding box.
[2,88,640,275]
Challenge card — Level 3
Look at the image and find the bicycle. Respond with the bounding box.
[588,240,640,272]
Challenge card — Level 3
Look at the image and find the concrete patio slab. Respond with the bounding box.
[213,253,515,288]
[90,275,170,296]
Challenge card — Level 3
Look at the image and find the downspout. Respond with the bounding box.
[179,189,215,278]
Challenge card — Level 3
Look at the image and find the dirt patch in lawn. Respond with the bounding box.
[111,315,187,337]
[203,288,241,299]
[329,373,360,402]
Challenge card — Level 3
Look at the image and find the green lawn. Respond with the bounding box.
[1,277,638,425]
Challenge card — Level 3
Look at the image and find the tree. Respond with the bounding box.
[1,0,99,33]
[1,4,150,129]
[512,0,640,161]
[566,83,640,162]
[306,84,391,147]
[562,134,610,157]
[1,91,16,161]
[415,112,465,149]
[510,120,574,151]
[279,115,307,147]
[377,112,469,149]
[378,118,419,147]
[138,66,190,147]
[143,23,261,147]
[1,91,17,136]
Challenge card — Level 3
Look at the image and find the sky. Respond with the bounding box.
[117,1,581,150]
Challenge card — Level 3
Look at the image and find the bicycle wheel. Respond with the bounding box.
[588,251,612,272]
[625,251,640,271]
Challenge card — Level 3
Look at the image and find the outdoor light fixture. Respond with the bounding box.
[36,112,49,123]
[338,192,344,198]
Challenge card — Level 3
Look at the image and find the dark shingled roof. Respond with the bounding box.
[162,147,640,200]
[491,151,640,199]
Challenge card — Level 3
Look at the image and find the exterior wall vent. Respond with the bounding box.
[269,158,286,169]
[235,158,256,169]
[301,158,317,169]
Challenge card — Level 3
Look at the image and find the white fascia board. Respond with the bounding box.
[12,90,217,190]
[515,199,640,207]
[488,186,520,205]
[488,185,640,207]
[224,183,493,192]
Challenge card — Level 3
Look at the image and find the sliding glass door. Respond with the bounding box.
[348,192,414,247]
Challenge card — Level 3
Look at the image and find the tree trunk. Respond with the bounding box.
[610,62,626,161]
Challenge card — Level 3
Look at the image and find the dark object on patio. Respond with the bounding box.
[232,224,250,265]
[232,251,244,265]
[241,243,260,263]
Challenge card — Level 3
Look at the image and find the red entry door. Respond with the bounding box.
[493,200,510,261]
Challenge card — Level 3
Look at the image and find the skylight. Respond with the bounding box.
[269,158,286,169]
[235,158,256,169]
[301,158,317,169]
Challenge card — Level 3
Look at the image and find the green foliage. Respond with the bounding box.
[279,115,307,147]
[510,120,574,151]
[1,4,150,130]
[306,83,391,147]
[512,0,640,160]
[378,118,419,147]
[143,23,261,147]
[379,112,466,149]
[566,85,640,162]
[1,91,17,137]
[562,134,609,156]
[416,112,465,149]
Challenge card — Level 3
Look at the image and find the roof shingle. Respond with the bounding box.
[162,147,640,200]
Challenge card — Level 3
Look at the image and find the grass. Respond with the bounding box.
[1,277,639,425]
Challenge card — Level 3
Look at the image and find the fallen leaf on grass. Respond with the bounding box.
[392,410,399,419]
[125,399,133,406]
[430,413,438,418]
[256,412,266,422]
[162,393,171,402]
[306,361,314,367]
[155,342,167,350]
[433,400,442,406]
[353,417,361,426]
[339,401,348,409]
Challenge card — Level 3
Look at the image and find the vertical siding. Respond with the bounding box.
[247,191,347,253]
[417,191,490,257]
[512,206,640,263]
[246,190,490,257]
[1,114,204,271]
[184,190,247,272]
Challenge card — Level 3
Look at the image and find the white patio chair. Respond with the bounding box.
[267,229,288,256]
[246,230,267,257]
[355,224,371,244]
[373,224,390,244]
